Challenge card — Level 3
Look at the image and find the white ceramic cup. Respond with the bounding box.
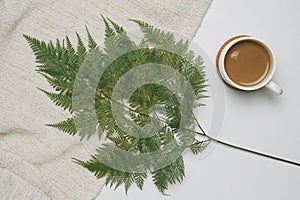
[217,36,283,95]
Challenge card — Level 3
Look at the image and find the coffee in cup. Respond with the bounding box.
[217,36,283,95]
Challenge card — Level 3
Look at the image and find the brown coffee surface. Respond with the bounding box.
[224,40,270,86]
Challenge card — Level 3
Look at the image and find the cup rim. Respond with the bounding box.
[218,36,276,91]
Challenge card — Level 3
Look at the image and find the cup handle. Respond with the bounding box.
[265,81,283,95]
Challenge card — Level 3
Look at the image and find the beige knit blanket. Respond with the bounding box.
[0,0,212,199]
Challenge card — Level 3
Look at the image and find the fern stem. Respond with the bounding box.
[206,135,300,167]
[192,112,205,134]
[191,114,300,167]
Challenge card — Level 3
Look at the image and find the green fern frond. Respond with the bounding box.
[101,14,115,38]
[129,19,189,56]
[129,19,162,45]
[189,140,209,155]
[109,134,133,152]
[73,156,147,193]
[41,74,73,93]
[24,34,79,82]
[75,32,87,65]
[47,118,77,135]
[23,34,58,66]
[35,65,64,78]
[38,88,72,111]
[65,36,77,65]
[55,38,63,60]
[152,156,185,194]
[107,17,125,33]
[73,157,108,179]
[133,173,148,190]
[85,26,97,50]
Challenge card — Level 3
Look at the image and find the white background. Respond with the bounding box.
[98,0,300,199]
